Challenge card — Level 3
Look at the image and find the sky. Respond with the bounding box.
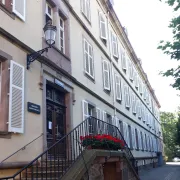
[114,0,180,113]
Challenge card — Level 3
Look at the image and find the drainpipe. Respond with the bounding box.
[106,10,116,118]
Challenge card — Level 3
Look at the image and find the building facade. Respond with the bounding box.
[0,0,163,177]
[66,0,163,166]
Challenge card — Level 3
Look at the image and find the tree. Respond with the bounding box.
[160,111,178,160]
[158,0,180,90]
[176,113,180,145]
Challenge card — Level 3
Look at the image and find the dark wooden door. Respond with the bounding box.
[46,85,66,158]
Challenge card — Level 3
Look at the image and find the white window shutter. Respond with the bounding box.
[115,74,122,101]
[129,60,133,81]
[135,72,139,89]
[139,79,143,95]
[82,100,89,121]
[123,122,130,147]
[99,12,107,40]
[122,50,127,71]
[102,111,106,122]
[132,93,136,114]
[96,108,101,120]
[13,0,26,21]
[8,61,25,133]
[111,32,118,58]
[103,60,110,91]
[124,84,130,108]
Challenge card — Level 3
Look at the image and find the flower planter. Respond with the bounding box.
[80,134,125,151]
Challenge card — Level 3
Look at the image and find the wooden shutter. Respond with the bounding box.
[129,60,134,81]
[111,32,118,58]
[121,50,127,71]
[132,93,136,114]
[103,60,110,91]
[8,61,25,133]
[124,84,130,108]
[115,74,122,101]
[96,108,101,120]
[88,44,94,77]
[99,12,107,40]
[84,39,89,74]
[82,100,89,121]
[13,0,26,21]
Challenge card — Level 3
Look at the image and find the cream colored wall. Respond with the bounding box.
[0,0,43,50]
[69,0,111,56]
[0,36,43,162]
[69,14,114,105]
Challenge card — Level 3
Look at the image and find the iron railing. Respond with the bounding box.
[0,117,138,179]
[0,133,44,167]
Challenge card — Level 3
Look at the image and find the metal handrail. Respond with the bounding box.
[0,133,43,166]
[0,117,138,179]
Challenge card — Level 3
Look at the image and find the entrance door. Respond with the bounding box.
[46,85,66,158]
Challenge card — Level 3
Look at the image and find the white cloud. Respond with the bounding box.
[114,0,180,112]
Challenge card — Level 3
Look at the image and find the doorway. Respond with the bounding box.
[46,84,66,158]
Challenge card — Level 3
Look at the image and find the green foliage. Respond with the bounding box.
[158,0,180,90]
[160,111,178,161]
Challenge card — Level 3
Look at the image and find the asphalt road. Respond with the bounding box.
[139,162,180,180]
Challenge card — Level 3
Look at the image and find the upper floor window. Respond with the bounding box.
[128,59,134,82]
[111,32,119,59]
[99,12,107,43]
[102,60,110,91]
[134,71,139,90]
[83,38,94,79]
[121,48,127,72]
[115,74,122,101]
[124,84,131,109]
[132,92,137,115]
[139,79,143,96]
[59,17,65,53]
[46,2,53,23]
[81,0,91,22]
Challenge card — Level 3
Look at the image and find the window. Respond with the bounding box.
[137,100,142,119]
[111,32,118,58]
[81,0,91,22]
[138,129,142,150]
[84,38,94,78]
[128,59,134,81]
[140,132,144,151]
[12,0,26,21]
[139,79,143,96]
[124,84,131,109]
[131,127,137,150]
[128,125,133,149]
[102,60,110,91]
[121,48,127,72]
[143,85,147,101]
[46,2,53,23]
[145,134,148,151]
[132,92,137,115]
[115,74,122,101]
[99,12,107,41]
[134,72,139,90]
[59,17,65,53]
[123,122,130,147]
[135,129,139,150]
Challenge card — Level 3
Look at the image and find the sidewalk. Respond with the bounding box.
[139,162,180,180]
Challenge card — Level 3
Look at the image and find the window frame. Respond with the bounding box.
[115,73,122,101]
[83,38,94,79]
[46,2,53,21]
[59,16,65,54]
[124,84,131,109]
[102,59,111,91]
[81,0,91,22]
[99,12,107,41]
[111,31,119,59]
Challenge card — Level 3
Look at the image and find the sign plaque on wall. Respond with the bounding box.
[27,102,41,114]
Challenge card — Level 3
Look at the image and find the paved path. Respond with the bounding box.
[139,162,180,180]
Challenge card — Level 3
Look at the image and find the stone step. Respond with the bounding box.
[24,171,64,178]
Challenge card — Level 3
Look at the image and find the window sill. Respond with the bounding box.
[103,89,111,96]
[81,12,91,26]
[125,106,130,110]
[84,72,95,83]
[116,99,122,104]
[101,38,107,47]
[52,45,70,61]
[0,5,15,20]
[0,131,11,139]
